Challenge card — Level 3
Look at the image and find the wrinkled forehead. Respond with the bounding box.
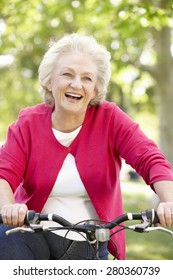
[53,51,98,76]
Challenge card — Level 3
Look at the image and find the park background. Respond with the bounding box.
[0,0,173,259]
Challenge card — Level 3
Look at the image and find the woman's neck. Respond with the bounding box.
[51,109,85,132]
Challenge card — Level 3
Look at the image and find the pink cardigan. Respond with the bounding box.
[0,101,173,259]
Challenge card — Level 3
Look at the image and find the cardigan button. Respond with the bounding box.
[67,147,71,152]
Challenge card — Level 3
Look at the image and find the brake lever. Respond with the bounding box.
[128,214,152,233]
[128,224,173,236]
[6,227,35,235]
[5,224,49,236]
[144,226,173,236]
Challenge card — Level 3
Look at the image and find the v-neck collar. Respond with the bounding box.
[47,105,91,150]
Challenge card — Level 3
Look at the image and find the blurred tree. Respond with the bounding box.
[0,0,173,165]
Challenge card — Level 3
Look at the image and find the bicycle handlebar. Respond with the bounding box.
[1,209,173,240]
[1,209,172,260]
[0,208,160,232]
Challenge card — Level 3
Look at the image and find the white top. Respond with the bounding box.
[41,126,98,240]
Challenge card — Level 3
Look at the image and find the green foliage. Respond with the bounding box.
[0,0,173,140]
[0,1,173,258]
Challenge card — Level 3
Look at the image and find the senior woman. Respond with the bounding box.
[0,33,173,260]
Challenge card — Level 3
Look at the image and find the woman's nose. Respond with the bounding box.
[70,76,82,89]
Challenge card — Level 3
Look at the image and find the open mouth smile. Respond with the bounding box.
[65,92,83,102]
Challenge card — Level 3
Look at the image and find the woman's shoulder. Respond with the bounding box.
[98,100,116,110]
[18,103,53,118]
[91,101,125,118]
[99,101,133,118]
[9,103,53,135]
[89,101,135,128]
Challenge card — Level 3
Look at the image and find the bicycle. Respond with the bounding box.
[0,209,173,260]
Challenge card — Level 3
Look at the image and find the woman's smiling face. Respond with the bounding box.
[49,52,98,115]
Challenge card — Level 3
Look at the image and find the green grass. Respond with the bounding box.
[122,187,173,260]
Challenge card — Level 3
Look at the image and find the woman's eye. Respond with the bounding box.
[83,77,92,81]
[62,72,72,77]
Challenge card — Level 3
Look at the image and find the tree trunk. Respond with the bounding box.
[154,26,173,166]
[157,82,173,166]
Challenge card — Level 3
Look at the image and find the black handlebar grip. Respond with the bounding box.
[0,211,36,225]
[146,209,160,224]
[25,210,36,224]
[153,211,160,224]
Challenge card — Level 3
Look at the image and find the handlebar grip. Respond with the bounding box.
[0,211,36,225]
[26,210,37,224]
[146,209,160,224]
[153,211,160,224]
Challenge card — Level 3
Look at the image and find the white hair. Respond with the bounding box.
[38,33,111,106]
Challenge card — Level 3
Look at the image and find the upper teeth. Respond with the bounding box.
[66,93,82,98]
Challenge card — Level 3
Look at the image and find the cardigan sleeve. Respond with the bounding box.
[111,105,173,185]
[0,119,28,191]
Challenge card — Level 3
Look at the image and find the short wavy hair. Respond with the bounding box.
[38,33,111,106]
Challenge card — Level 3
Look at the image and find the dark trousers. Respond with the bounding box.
[0,224,108,260]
